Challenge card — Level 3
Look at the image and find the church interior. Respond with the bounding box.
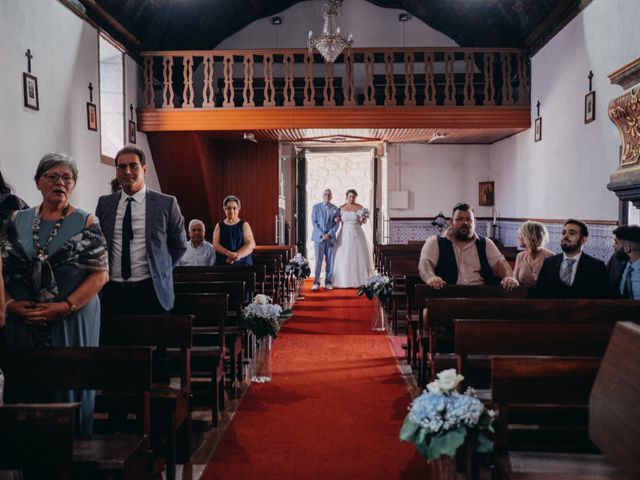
[1,0,640,479]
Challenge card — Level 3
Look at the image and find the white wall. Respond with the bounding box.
[216,0,457,50]
[490,0,640,221]
[387,144,492,218]
[0,0,159,212]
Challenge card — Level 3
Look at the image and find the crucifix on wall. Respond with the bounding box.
[86,82,97,131]
[128,104,137,144]
[585,70,596,124]
[23,49,39,111]
[534,100,542,142]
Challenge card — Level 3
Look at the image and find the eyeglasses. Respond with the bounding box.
[42,173,75,184]
[116,162,141,172]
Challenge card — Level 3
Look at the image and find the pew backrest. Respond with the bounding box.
[0,402,79,472]
[590,321,640,476]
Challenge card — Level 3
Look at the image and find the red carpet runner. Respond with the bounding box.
[202,285,427,479]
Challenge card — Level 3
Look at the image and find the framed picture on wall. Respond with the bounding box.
[534,117,542,142]
[23,73,39,111]
[478,181,495,206]
[128,120,137,144]
[86,102,97,131]
[584,91,596,124]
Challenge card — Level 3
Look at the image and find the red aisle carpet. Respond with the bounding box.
[202,284,427,479]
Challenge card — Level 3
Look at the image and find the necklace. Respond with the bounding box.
[32,204,70,262]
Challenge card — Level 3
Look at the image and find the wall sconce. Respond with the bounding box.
[398,13,409,22]
[272,16,282,25]
[431,212,448,232]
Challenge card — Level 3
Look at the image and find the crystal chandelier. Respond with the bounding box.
[307,0,353,63]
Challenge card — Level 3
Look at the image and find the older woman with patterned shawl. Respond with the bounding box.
[1,153,108,435]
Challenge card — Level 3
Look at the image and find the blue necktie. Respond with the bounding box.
[560,258,575,286]
[122,197,134,280]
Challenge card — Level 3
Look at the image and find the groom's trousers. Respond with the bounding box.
[314,240,335,285]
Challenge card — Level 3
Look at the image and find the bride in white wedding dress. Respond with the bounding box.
[332,189,374,288]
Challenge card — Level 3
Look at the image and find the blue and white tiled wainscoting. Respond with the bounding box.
[388,218,615,262]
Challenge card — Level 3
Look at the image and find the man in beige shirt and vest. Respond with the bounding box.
[419,202,519,290]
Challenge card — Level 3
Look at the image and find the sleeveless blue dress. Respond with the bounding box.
[214,220,253,266]
[5,208,102,435]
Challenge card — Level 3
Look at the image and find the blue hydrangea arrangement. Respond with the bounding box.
[242,294,293,339]
[400,369,495,461]
[285,253,311,279]
[357,274,392,302]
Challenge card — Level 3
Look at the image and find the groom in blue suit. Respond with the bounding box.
[311,189,341,290]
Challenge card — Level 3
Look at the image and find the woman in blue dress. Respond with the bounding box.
[1,153,109,435]
[212,195,255,266]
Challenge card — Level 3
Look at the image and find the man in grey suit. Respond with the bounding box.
[96,146,187,314]
[311,189,341,290]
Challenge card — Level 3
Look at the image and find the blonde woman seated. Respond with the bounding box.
[513,220,554,287]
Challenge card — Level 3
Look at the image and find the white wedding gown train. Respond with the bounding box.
[332,210,374,288]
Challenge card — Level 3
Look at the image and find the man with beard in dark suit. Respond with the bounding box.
[531,218,609,298]
[607,225,640,299]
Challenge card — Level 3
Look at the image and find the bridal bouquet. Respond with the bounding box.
[242,294,293,339]
[400,369,495,461]
[357,274,392,302]
[356,207,370,223]
[285,253,311,279]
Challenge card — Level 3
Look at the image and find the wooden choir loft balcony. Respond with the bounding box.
[138,47,531,136]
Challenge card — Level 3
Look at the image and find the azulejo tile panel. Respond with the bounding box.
[389,219,614,262]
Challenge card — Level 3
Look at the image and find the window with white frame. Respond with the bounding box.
[99,35,124,161]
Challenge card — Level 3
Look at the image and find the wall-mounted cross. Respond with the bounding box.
[130,104,134,120]
[88,83,94,102]
[536,100,541,117]
[588,70,594,91]
[25,49,33,73]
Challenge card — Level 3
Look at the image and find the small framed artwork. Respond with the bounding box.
[584,91,596,124]
[86,102,97,131]
[534,117,542,142]
[23,73,39,111]
[128,120,137,144]
[478,181,495,207]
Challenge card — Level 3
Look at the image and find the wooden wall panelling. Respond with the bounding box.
[146,132,215,233]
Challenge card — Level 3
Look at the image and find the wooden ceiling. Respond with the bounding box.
[203,127,526,146]
[79,0,590,54]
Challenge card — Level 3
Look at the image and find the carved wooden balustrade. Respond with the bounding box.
[141,47,530,110]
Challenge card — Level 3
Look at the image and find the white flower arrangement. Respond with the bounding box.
[357,273,392,302]
[284,253,311,279]
[243,294,293,339]
[356,207,370,223]
[400,369,495,461]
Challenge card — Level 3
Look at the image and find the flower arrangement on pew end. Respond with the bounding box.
[400,369,495,461]
[242,294,293,340]
[357,274,392,331]
[285,253,311,280]
[357,274,392,302]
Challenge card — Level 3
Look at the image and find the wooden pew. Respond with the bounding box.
[419,298,640,386]
[491,356,625,479]
[373,243,423,274]
[100,314,193,480]
[173,271,257,302]
[454,318,616,389]
[0,402,79,479]
[252,251,286,304]
[387,257,422,335]
[411,285,529,385]
[174,264,267,294]
[173,293,228,424]
[174,281,246,392]
[590,321,640,478]
[0,347,152,480]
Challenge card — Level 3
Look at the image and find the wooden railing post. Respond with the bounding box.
[303,52,315,106]
[162,56,175,108]
[364,51,376,106]
[404,51,416,106]
[182,55,194,108]
[463,50,475,106]
[323,62,336,106]
[483,52,496,106]
[222,54,235,108]
[283,53,296,107]
[202,55,215,108]
[243,55,255,107]
[344,50,356,106]
[144,56,155,108]
[444,51,456,106]
[384,51,396,106]
[501,52,514,106]
[263,54,276,107]
[424,51,436,106]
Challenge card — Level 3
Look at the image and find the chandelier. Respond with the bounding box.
[307,0,353,63]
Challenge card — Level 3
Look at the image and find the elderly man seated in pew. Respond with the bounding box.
[531,218,609,298]
[418,202,519,290]
[177,219,216,266]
